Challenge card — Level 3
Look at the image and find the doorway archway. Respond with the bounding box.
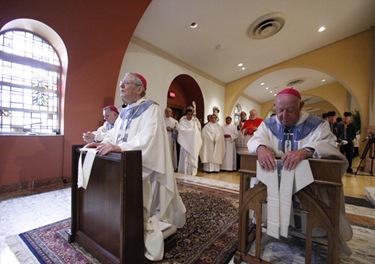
[166,74,204,123]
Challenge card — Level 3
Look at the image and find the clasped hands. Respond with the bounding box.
[256,145,310,171]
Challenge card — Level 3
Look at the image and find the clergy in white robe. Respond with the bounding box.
[177,106,202,176]
[164,107,179,171]
[199,114,225,172]
[235,111,247,152]
[248,88,352,255]
[86,72,186,261]
[82,105,119,143]
[221,116,239,171]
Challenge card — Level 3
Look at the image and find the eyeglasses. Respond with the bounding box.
[119,79,133,86]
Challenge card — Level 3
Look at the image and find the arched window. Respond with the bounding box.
[0,30,61,135]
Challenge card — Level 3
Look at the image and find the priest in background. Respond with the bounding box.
[200,113,225,173]
[177,105,202,176]
[85,72,186,261]
[82,105,119,143]
[221,116,239,171]
[164,107,179,171]
[241,108,263,145]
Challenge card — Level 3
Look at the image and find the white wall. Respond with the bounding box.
[115,41,226,123]
[233,95,261,119]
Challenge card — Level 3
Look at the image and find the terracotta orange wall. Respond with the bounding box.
[0,1,151,189]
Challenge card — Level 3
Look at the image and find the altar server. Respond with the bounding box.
[221,116,238,171]
[164,107,179,171]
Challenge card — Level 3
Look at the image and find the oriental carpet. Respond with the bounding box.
[6,177,375,264]
[6,180,239,264]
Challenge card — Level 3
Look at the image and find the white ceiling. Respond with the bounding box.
[133,0,375,105]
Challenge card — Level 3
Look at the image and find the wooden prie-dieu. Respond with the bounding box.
[234,153,345,264]
[69,145,147,264]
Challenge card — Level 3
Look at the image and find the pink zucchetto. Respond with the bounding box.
[104,105,119,114]
[134,73,147,90]
[277,88,301,99]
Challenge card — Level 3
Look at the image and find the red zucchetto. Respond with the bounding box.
[104,105,119,114]
[134,73,147,90]
[277,88,301,99]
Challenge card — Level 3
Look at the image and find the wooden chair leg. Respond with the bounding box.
[305,211,312,264]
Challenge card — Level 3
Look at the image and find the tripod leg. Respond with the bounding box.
[369,142,374,176]
[355,141,370,175]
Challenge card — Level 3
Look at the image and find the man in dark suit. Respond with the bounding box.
[340,112,357,173]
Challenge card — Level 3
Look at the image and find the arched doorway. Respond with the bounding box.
[166,74,204,123]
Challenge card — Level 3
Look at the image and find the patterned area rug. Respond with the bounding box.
[6,180,239,264]
[6,177,375,264]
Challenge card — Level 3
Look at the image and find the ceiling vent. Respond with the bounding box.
[248,12,285,39]
[286,78,305,87]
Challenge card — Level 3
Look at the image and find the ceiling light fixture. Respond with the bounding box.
[321,79,326,82]
[261,82,265,85]
[241,67,246,70]
[318,26,326,32]
[238,63,243,67]
[215,44,225,50]
[190,22,198,29]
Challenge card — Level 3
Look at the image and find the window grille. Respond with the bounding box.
[0,30,61,135]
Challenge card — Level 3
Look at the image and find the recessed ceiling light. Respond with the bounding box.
[318,26,326,32]
[241,67,246,70]
[190,22,198,29]
[321,79,326,82]
[270,91,273,93]
[215,44,225,50]
[238,63,243,67]
[261,82,265,85]
[266,87,269,90]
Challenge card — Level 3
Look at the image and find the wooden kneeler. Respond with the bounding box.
[234,153,343,264]
[70,145,178,264]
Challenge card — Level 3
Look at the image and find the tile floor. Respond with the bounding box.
[0,188,71,263]
[1,157,374,263]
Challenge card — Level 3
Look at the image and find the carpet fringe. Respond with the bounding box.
[5,235,39,264]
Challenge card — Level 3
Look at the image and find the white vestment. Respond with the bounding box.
[177,116,202,176]
[92,121,114,142]
[221,123,239,171]
[164,116,179,170]
[235,121,247,152]
[247,112,352,254]
[103,98,186,260]
[199,122,225,172]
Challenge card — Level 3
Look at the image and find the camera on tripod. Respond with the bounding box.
[356,132,375,176]
[363,132,375,142]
